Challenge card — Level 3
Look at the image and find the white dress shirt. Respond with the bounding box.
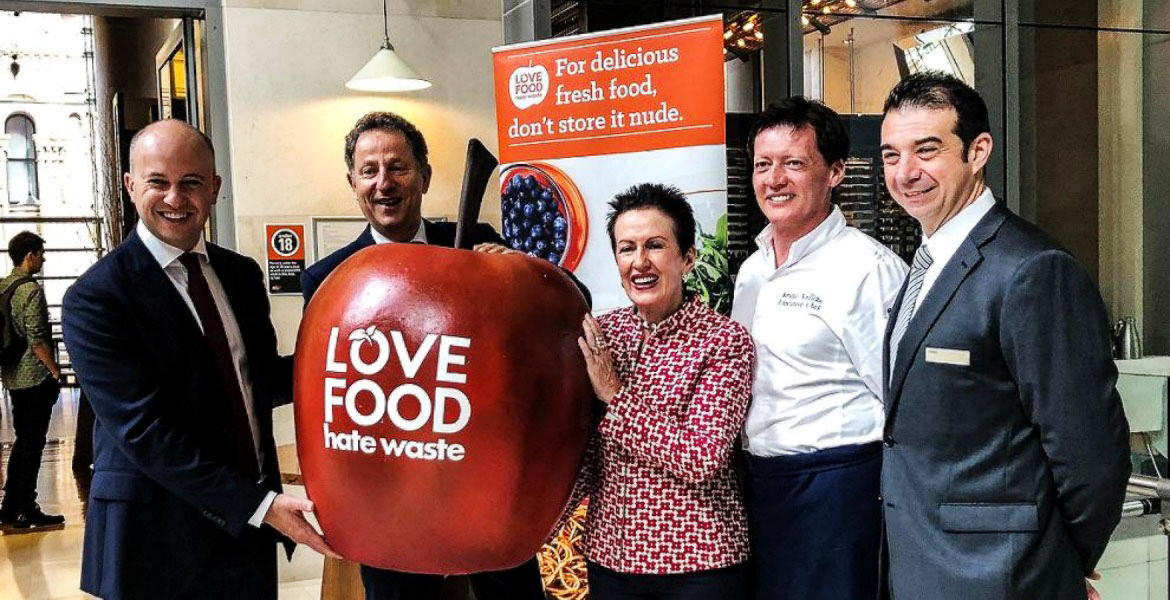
[911,187,996,318]
[732,207,908,456]
[136,220,274,526]
[369,220,428,245]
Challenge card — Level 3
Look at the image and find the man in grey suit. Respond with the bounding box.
[879,72,1130,599]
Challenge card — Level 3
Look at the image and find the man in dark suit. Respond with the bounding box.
[63,119,336,599]
[878,72,1130,599]
[302,111,548,600]
[302,112,518,301]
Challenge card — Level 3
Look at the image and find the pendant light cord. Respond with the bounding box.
[382,0,392,48]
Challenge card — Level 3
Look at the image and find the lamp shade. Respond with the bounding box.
[346,43,432,92]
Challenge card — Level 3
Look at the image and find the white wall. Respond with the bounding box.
[217,2,503,352]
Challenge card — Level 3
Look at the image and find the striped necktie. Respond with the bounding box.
[889,245,933,378]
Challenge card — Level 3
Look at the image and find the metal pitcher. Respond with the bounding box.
[1113,317,1143,359]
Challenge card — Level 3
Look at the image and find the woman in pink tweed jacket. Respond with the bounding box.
[574,182,755,600]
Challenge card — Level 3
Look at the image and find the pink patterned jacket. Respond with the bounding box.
[579,296,755,574]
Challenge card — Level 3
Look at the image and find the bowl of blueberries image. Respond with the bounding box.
[499,163,588,270]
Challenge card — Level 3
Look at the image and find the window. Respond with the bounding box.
[5,114,39,205]
[898,23,976,84]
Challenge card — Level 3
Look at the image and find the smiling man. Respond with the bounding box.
[62,119,336,599]
[300,112,515,304]
[730,97,906,600]
[300,111,548,600]
[878,72,1130,600]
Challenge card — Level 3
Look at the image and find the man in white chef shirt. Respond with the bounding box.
[731,97,907,600]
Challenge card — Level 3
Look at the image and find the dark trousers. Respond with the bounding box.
[746,442,883,600]
[360,557,544,600]
[178,526,277,600]
[586,561,747,600]
[2,378,60,512]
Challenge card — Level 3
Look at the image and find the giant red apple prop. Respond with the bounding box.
[294,244,593,573]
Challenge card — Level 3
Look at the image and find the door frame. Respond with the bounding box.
[0,0,237,248]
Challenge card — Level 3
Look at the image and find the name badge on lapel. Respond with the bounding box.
[925,347,970,366]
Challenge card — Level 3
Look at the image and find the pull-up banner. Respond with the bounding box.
[493,15,728,313]
[493,15,728,598]
[494,16,724,163]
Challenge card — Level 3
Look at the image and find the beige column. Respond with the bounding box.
[1097,0,1144,325]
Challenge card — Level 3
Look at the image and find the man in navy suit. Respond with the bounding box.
[63,119,337,599]
[879,72,1130,599]
[302,111,549,600]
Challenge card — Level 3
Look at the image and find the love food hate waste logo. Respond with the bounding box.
[320,325,473,462]
[510,63,549,109]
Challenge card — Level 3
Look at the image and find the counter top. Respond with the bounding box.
[1117,356,1170,377]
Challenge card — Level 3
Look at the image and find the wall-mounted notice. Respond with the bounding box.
[266,223,306,295]
[493,15,728,313]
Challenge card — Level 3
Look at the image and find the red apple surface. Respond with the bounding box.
[294,243,593,573]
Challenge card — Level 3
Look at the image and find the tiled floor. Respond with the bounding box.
[0,389,324,599]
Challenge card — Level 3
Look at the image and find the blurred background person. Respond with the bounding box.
[573,182,755,600]
[0,231,65,531]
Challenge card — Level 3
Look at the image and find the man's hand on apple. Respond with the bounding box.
[262,493,341,558]
[473,243,520,255]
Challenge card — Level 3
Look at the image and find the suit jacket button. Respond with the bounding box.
[883,436,896,448]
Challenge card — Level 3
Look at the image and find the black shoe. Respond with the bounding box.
[6,507,65,530]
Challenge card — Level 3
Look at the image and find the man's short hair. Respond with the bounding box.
[127,119,216,171]
[747,97,850,166]
[344,112,429,171]
[606,183,696,255]
[882,71,991,159]
[8,231,44,265]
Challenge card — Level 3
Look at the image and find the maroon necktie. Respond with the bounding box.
[178,252,259,478]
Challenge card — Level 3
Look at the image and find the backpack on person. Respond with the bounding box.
[0,276,36,366]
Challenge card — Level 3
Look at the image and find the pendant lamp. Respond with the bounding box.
[346,0,432,92]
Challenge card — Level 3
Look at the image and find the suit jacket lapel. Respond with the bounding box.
[425,220,455,247]
[884,203,1010,434]
[123,231,205,344]
[206,245,252,353]
[355,226,375,249]
[882,275,911,398]
[205,245,285,496]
